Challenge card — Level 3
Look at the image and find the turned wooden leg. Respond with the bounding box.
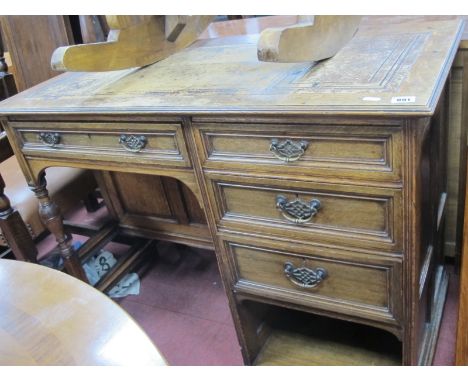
[31,172,88,282]
[0,174,38,262]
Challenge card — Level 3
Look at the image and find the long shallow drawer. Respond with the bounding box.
[194,122,403,183]
[225,240,402,325]
[207,174,402,253]
[11,121,191,168]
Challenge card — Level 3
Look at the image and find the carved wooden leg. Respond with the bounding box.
[31,172,88,282]
[0,174,38,262]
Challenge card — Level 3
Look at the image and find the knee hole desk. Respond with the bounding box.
[0,17,464,365]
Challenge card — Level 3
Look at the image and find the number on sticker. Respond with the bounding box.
[391,96,416,104]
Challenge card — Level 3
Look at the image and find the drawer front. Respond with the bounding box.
[194,122,403,182]
[226,240,402,324]
[207,174,402,252]
[12,121,191,168]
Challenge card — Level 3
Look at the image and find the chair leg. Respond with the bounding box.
[0,174,37,262]
[31,172,88,282]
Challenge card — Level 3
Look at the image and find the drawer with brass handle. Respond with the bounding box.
[225,240,402,325]
[194,122,403,183]
[207,174,403,253]
[276,195,321,224]
[37,132,61,147]
[38,131,150,153]
[118,134,148,152]
[283,262,328,289]
[269,138,309,162]
[13,121,191,168]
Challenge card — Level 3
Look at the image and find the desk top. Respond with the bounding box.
[0,17,464,117]
[0,259,167,365]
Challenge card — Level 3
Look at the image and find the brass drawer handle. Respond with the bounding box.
[119,134,147,153]
[276,195,321,224]
[270,139,309,162]
[38,132,61,147]
[284,262,328,289]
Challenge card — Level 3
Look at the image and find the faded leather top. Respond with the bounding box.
[0,17,464,117]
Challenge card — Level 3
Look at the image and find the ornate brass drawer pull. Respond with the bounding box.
[119,134,147,152]
[276,195,321,224]
[284,262,328,289]
[38,132,61,147]
[270,138,309,162]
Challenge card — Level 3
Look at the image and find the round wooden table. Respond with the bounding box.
[0,259,167,365]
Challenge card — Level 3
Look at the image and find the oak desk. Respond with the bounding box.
[0,17,463,365]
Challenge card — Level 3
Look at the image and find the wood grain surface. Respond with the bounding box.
[0,259,167,365]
